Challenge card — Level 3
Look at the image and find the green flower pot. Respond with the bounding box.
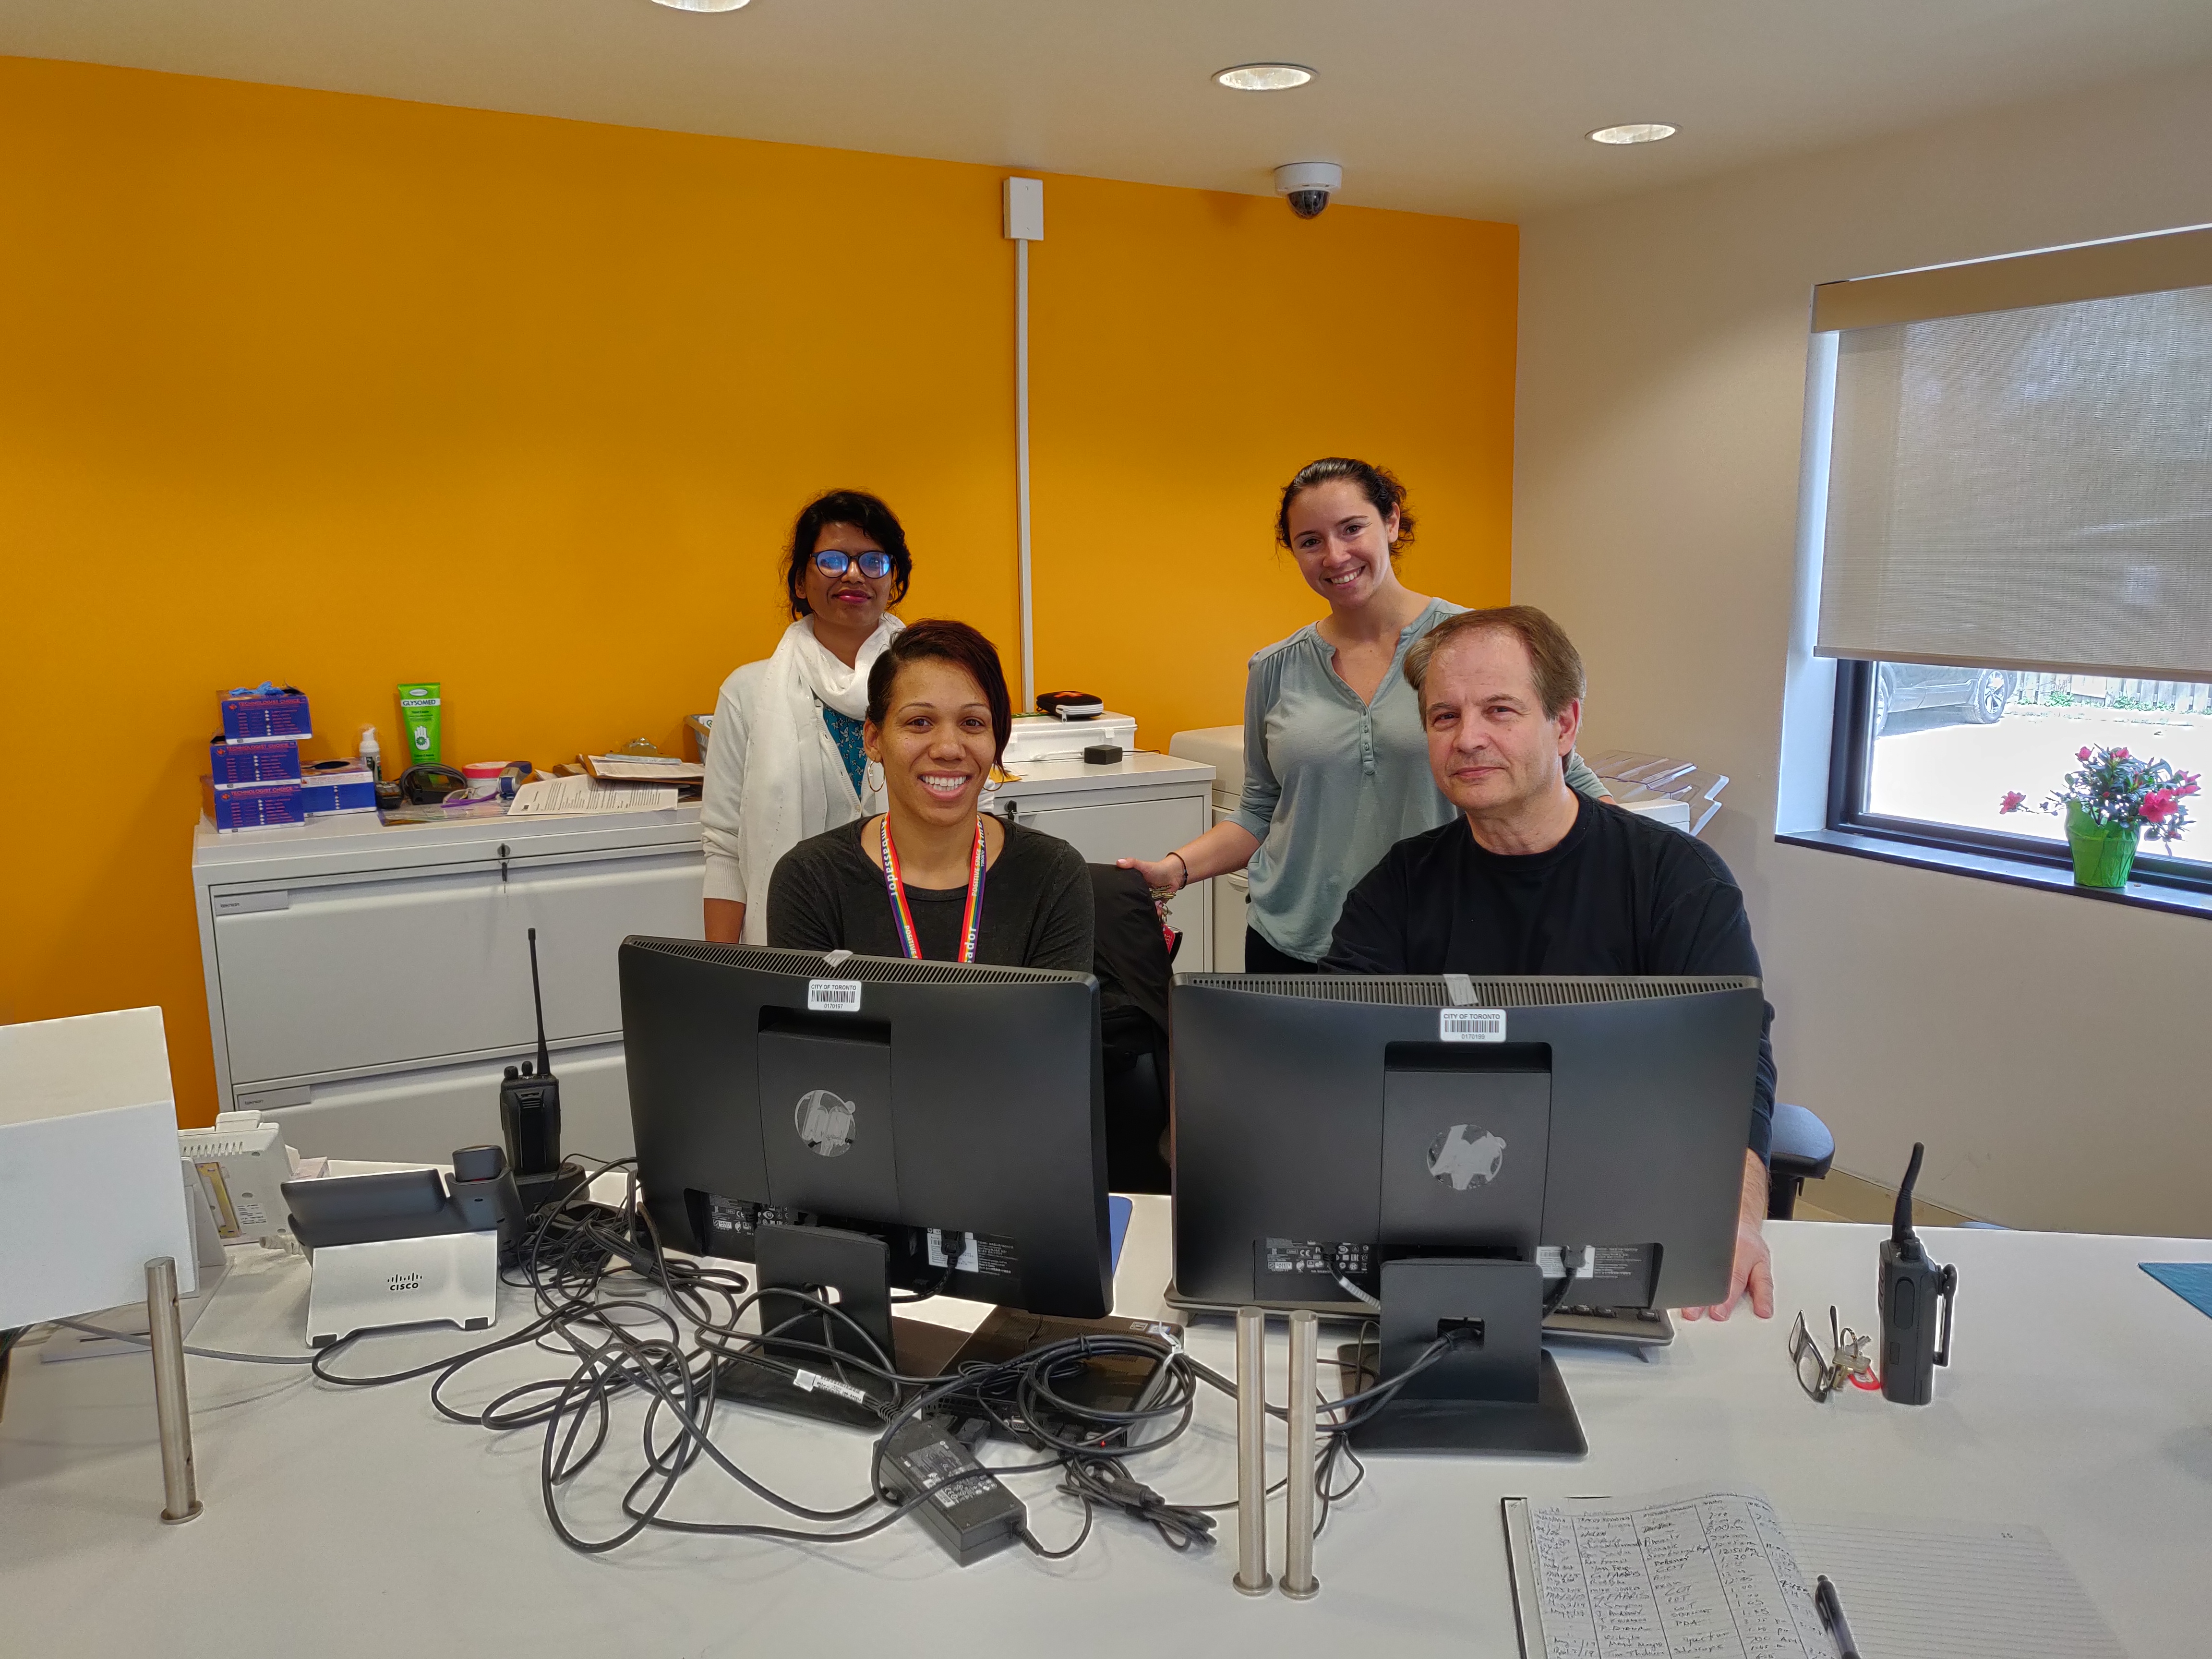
[2066,802,2140,889]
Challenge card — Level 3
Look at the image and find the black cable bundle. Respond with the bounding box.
[295,1166,1234,1561]
[152,1165,1472,1569]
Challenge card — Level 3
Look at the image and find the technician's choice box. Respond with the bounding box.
[203,776,305,832]
[219,685,312,744]
[209,736,302,786]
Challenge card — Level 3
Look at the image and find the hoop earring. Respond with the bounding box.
[980,772,1003,801]
[863,759,885,796]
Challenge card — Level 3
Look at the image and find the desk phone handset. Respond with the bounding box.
[1878,1142,1957,1405]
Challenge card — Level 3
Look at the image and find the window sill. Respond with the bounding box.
[1776,828,2212,921]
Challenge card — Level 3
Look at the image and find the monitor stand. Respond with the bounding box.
[713,1223,966,1429]
[1334,1258,1587,1456]
[713,1225,1175,1435]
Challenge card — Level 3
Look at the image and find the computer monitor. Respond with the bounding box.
[1170,972,1765,1456]
[619,938,1112,1403]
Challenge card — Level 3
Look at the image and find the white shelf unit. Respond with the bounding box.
[189,756,1215,1164]
[1166,725,1247,972]
[993,751,1215,970]
[191,807,706,1166]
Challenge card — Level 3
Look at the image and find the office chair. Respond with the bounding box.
[1088,866,1176,1195]
[1767,1103,1836,1219]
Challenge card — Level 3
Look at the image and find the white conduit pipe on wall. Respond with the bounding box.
[1004,177,1045,711]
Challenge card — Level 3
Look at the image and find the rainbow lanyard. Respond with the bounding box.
[878,817,988,963]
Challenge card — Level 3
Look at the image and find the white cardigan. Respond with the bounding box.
[698,659,866,912]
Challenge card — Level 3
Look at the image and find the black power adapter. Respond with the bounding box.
[879,1418,1027,1567]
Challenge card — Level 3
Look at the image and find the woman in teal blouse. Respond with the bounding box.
[1123,458,1608,971]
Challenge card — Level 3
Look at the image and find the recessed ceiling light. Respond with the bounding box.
[1588,123,1677,145]
[1214,63,1315,92]
[651,0,749,11]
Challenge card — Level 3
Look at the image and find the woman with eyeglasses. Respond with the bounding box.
[1120,457,1610,972]
[702,489,913,945]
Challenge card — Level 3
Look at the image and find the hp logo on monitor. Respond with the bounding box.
[794,1090,858,1158]
[1428,1124,1505,1191]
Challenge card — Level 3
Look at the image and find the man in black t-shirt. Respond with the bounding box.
[1322,605,1777,1323]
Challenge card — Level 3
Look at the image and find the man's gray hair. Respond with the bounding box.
[1404,605,1587,718]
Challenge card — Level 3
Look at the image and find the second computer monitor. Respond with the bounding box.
[1170,973,1765,1315]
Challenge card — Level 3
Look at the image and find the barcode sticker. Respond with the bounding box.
[1441,1007,1506,1043]
[791,1367,871,1405]
[807,980,862,1013]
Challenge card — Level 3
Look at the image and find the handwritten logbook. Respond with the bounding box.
[1502,1484,2129,1659]
[1502,1487,1838,1659]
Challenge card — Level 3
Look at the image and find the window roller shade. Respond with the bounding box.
[1815,281,2212,681]
[1811,224,2212,333]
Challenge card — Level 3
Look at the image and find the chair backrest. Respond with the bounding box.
[1088,865,1176,1194]
[1087,865,1173,1043]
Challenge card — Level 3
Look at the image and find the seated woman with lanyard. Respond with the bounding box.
[767,619,1094,970]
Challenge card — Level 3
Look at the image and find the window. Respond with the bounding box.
[1829,661,2212,892]
[1802,225,2212,903]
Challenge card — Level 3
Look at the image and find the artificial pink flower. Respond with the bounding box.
[2142,790,2177,824]
[2078,747,2093,762]
[1999,791,2026,813]
[2114,748,2130,760]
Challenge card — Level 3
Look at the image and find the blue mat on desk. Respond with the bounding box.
[1109,1195,1133,1275]
[2141,1262,2212,1319]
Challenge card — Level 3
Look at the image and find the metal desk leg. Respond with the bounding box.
[147,1257,202,1525]
[1282,1308,1320,1599]
[1233,1306,1273,1595]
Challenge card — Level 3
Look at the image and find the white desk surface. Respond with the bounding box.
[5,1204,2210,1658]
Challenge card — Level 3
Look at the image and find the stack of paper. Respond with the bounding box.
[508,776,677,817]
[581,753,706,783]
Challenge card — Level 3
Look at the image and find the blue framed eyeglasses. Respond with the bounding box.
[813,549,894,580]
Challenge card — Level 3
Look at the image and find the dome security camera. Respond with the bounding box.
[1274,162,1342,219]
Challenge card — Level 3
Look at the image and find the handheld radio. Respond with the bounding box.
[501,927,563,1175]
[1878,1142,1958,1405]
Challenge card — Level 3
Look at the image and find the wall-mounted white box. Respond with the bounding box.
[1004,176,1044,241]
[0,1007,197,1330]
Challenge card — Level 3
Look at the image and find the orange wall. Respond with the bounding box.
[0,56,1516,1124]
[1028,176,1517,724]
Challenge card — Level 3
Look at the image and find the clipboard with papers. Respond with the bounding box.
[1502,1483,2126,1659]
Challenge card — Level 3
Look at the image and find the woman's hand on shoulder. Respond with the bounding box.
[1118,854,1185,892]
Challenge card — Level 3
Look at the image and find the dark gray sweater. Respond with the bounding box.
[1324,797,1776,1162]
[766,816,1094,972]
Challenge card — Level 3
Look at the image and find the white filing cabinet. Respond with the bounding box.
[993,752,1216,970]
[191,808,705,1165]
[1167,725,1248,972]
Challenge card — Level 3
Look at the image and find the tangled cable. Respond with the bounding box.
[145,1166,1468,1567]
[297,1166,1255,1562]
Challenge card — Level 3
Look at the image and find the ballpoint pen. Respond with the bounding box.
[1815,1574,1862,1659]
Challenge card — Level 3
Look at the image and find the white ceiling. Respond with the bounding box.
[6,0,2210,221]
